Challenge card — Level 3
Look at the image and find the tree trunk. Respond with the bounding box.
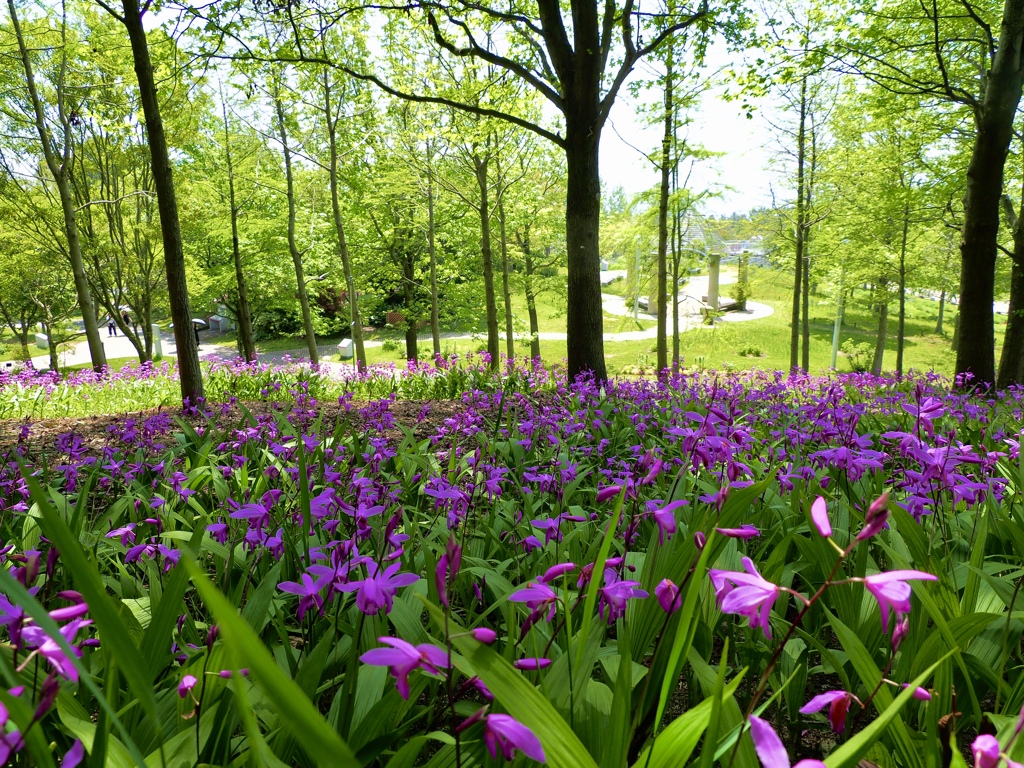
[872,285,888,375]
[274,92,318,365]
[896,210,909,376]
[997,256,1024,387]
[656,41,673,375]
[708,254,720,312]
[956,0,1024,385]
[8,0,106,373]
[801,246,810,371]
[523,235,543,366]
[498,194,515,362]
[45,322,59,372]
[427,144,441,357]
[672,179,682,374]
[323,70,366,370]
[120,0,202,402]
[936,289,946,334]
[474,152,499,369]
[221,96,256,363]
[402,256,418,361]
[791,75,808,372]
[564,125,607,381]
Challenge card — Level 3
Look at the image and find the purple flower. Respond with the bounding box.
[863,570,937,629]
[360,637,449,700]
[538,562,576,583]
[338,561,419,615]
[512,657,551,670]
[277,571,332,621]
[106,524,136,546]
[596,485,623,503]
[857,490,890,541]
[436,537,462,608]
[471,627,497,643]
[715,524,759,539]
[647,499,686,543]
[20,618,91,681]
[598,570,648,622]
[178,674,198,698]
[972,735,1000,768]
[508,581,558,622]
[709,557,779,638]
[483,714,545,763]
[800,690,859,733]
[655,579,680,614]
[810,496,831,537]
[749,715,826,768]
[63,740,85,768]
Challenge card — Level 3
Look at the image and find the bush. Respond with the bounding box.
[841,339,874,372]
[251,308,303,341]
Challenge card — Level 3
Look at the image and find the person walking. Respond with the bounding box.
[193,321,201,347]
[107,318,116,336]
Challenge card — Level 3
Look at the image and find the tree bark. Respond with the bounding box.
[273,92,318,365]
[872,284,888,374]
[896,210,909,376]
[498,194,515,361]
[520,230,543,366]
[119,0,202,401]
[656,41,673,375]
[564,125,607,381]
[936,289,946,334]
[956,0,1024,385]
[427,143,441,357]
[323,70,366,370]
[8,0,106,373]
[474,151,500,369]
[402,255,418,361]
[221,96,256,363]
[791,76,808,372]
[801,243,810,371]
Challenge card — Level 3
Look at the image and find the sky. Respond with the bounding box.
[598,43,781,218]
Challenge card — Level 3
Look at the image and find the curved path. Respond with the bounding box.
[28,272,773,369]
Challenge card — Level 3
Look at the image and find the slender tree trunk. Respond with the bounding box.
[474,152,499,368]
[221,95,256,363]
[896,210,910,376]
[427,143,441,357]
[402,256,418,361]
[8,0,106,373]
[498,195,515,361]
[274,92,318,365]
[791,76,808,372]
[564,125,607,381]
[801,245,810,371]
[522,234,543,365]
[708,254,720,312]
[322,70,365,370]
[656,41,673,375]
[957,0,1024,385]
[997,192,1024,386]
[45,322,59,372]
[672,185,682,374]
[119,0,202,401]
[872,284,888,375]
[936,289,946,334]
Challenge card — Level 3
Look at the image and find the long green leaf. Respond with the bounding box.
[184,558,359,767]
[824,650,955,768]
[423,601,599,768]
[575,489,625,673]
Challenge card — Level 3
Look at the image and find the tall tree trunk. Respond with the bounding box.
[119,0,202,401]
[323,70,366,370]
[872,284,888,375]
[221,94,256,363]
[522,232,543,365]
[402,256,418,361]
[791,76,808,372]
[997,193,1024,386]
[672,183,682,374]
[896,209,910,376]
[427,143,441,357]
[498,194,515,362]
[956,0,1024,385]
[564,125,607,381]
[936,289,946,334]
[44,322,59,372]
[707,254,720,312]
[474,151,499,369]
[274,92,318,365]
[8,0,106,373]
[656,41,673,375]
[801,245,810,371]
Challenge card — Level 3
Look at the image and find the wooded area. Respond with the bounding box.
[2,0,1024,398]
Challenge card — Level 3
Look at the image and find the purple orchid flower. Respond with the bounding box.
[715,524,760,539]
[360,637,449,700]
[655,579,680,614]
[338,561,419,615]
[508,581,558,622]
[809,496,831,537]
[483,714,545,763]
[800,690,860,733]
[598,570,648,623]
[277,571,332,621]
[709,557,779,638]
[863,570,937,629]
[749,715,826,768]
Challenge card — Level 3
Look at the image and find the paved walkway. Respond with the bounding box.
[27,271,773,370]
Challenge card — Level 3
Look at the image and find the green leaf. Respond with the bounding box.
[183,558,360,767]
[423,600,599,768]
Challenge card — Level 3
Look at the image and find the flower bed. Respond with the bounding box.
[0,366,1022,766]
